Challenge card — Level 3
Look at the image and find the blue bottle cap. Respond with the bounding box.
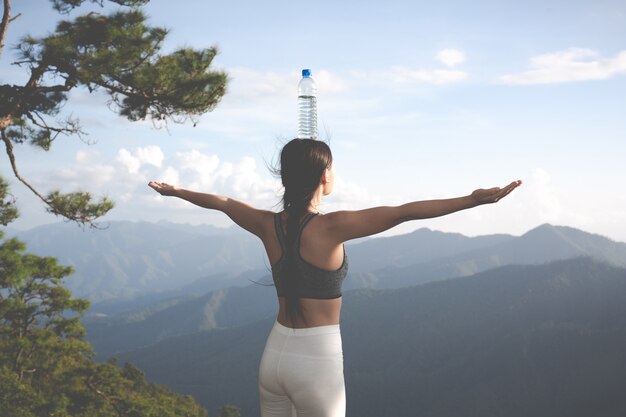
[302,69,311,77]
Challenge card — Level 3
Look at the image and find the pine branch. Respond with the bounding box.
[0,64,48,129]
[35,83,75,94]
[25,110,85,144]
[1,127,52,207]
[1,128,110,228]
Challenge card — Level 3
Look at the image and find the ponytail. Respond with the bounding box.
[278,139,332,326]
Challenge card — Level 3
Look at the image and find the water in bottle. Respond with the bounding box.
[297,69,318,140]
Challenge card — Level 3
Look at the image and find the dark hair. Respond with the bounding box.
[278,139,333,325]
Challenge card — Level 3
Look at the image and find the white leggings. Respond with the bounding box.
[259,321,346,417]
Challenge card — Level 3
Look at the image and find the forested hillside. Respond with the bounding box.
[113,258,626,417]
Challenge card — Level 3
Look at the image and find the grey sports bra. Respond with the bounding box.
[271,212,348,299]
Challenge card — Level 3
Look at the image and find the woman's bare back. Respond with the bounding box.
[262,211,344,328]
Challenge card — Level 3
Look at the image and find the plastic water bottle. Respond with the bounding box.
[297,69,318,140]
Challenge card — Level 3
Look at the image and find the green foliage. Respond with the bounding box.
[51,0,150,15]
[8,3,227,138]
[0,0,227,227]
[0,225,212,416]
[218,405,241,417]
[46,190,115,226]
[116,46,227,122]
[0,177,19,226]
[0,366,41,417]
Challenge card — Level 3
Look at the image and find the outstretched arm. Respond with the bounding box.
[147,182,270,238]
[326,180,522,242]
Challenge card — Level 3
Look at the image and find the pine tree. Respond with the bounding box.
[0,183,210,416]
[0,0,227,227]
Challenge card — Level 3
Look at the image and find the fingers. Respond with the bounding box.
[506,180,522,190]
[494,180,522,202]
[505,180,522,195]
[148,181,168,194]
[148,181,168,188]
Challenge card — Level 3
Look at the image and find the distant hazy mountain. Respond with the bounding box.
[115,258,626,417]
[347,227,515,272]
[7,220,267,302]
[346,224,626,289]
[9,221,626,307]
[86,283,276,359]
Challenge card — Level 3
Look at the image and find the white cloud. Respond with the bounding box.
[191,63,465,142]
[38,146,283,218]
[116,146,164,174]
[75,149,100,164]
[40,154,117,189]
[216,64,465,122]
[224,68,348,105]
[508,167,591,230]
[159,166,180,185]
[175,150,220,189]
[498,48,626,84]
[312,70,350,94]
[435,49,466,68]
[227,68,294,101]
[145,149,280,208]
[135,146,164,168]
[349,50,469,86]
[132,147,379,214]
[117,149,141,174]
[216,156,279,201]
[528,168,563,222]
[350,53,469,86]
[324,177,382,212]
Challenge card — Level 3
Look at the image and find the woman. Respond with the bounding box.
[148,138,521,417]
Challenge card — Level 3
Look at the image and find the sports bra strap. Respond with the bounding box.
[274,212,318,249]
[296,212,317,238]
[274,213,287,250]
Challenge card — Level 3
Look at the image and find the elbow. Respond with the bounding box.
[395,204,417,223]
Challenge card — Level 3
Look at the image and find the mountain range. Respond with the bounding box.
[346,223,626,289]
[79,222,626,358]
[7,221,626,312]
[8,220,626,416]
[6,220,267,304]
[111,258,626,417]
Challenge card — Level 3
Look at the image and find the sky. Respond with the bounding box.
[1,0,625,242]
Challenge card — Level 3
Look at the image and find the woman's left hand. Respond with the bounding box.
[471,180,522,205]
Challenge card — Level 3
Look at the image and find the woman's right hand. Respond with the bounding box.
[148,181,180,197]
